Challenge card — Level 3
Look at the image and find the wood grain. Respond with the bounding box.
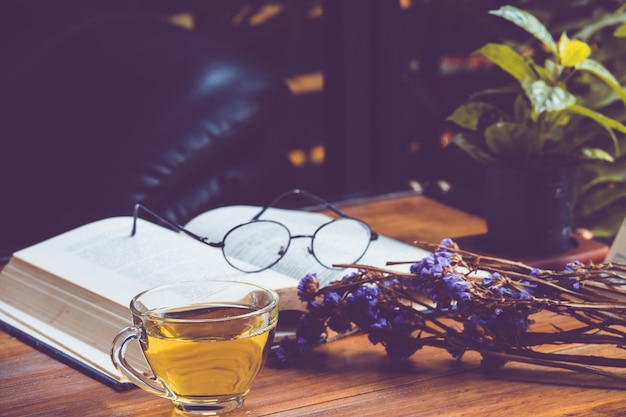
[2,194,624,417]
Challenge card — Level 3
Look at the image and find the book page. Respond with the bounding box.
[0,216,304,387]
[11,217,298,307]
[0,207,430,388]
[185,206,430,285]
[0,301,130,384]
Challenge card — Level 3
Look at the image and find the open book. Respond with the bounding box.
[0,205,429,389]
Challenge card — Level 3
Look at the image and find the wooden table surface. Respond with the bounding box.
[3,193,625,417]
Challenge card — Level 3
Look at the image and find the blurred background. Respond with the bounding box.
[2,0,625,241]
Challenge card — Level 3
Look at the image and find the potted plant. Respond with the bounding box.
[446,4,626,256]
[558,2,626,242]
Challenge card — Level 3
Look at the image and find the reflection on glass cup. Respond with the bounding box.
[110,281,279,416]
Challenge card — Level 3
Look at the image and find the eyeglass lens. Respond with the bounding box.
[312,218,372,268]
[221,218,372,272]
[222,221,291,272]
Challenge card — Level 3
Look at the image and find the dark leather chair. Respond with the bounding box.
[0,14,292,259]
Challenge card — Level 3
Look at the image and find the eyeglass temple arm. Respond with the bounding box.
[131,204,222,248]
[252,189,379,241]
[252,188,353,220]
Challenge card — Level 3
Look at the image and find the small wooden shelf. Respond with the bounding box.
[454,233,610,270]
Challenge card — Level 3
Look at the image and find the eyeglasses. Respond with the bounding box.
[131,189,379,273]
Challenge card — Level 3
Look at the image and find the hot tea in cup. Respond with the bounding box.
[111,281,279,415]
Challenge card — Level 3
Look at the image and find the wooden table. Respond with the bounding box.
[2,193,624,417]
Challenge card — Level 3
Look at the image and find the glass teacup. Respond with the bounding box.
[111,281,279,415]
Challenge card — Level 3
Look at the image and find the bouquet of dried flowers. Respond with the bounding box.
[273,239,626,382]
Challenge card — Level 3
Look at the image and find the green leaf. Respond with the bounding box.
[576,194,626,239]
[578,157,626,195]
[475,44,537,83]
[578,183,626,217]
[573,71,622,109]
[522,80,576,114]
[579,205,626,239]
[615,22,626,37]
[575,59,626,104]
[580,148,615,163]
[542,60,561,82]
[567,104,624,157]
[558,32,591,67]
[574,14,626,41]
[568,104,626,134]
[585,212,625,239]
[483,122,538,163]
[489,5,557,54]
[468,83,520,101]
[446,102,504,131]
[513,94,531,123]
[450,134,502,167]
[600,122,620,157]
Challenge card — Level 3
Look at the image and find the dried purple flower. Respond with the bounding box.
[323,291,342,309]
[439,238,459,251]
[443,272,471,303]
[482,272,501,287]
[297,273,320,302]
[346,284,381,329]
[564,260,583,273]
[409,250,451,277]
[269,238,626,383]
[384,336,421,363]
[296,313,326,343]
[483,272,533,301]
[368,317,391,345]
[328,315,353,334]
[273,336,315,368]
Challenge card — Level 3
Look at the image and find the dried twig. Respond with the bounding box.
[273,238,626,383]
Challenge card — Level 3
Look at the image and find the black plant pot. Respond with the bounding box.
[482,165,577,257]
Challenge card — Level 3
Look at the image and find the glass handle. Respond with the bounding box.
[110,327,171,398]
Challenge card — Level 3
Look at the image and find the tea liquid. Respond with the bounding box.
[141,304,275,397]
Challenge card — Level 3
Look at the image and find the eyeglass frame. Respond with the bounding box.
[130,188,379,273]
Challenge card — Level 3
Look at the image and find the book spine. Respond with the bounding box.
[0,320,134,391]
